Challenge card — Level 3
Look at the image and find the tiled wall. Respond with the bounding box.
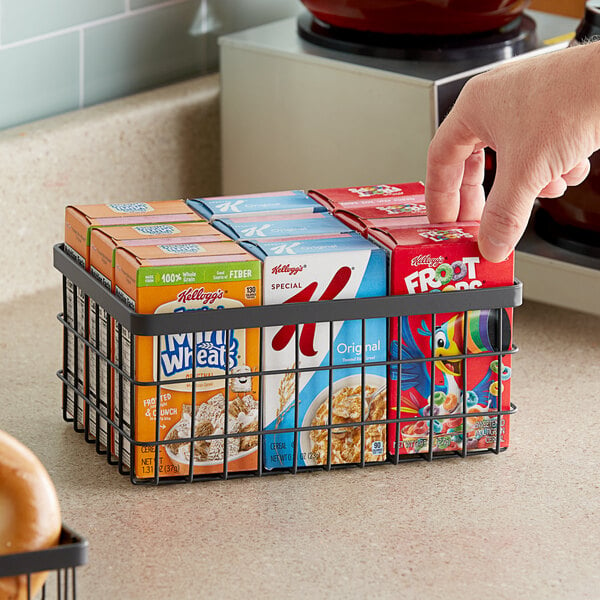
[0,0,302,130]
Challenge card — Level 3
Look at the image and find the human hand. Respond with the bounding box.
[425,42,600,262]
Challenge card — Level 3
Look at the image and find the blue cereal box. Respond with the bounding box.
[212,213,353,241]
[187,190,327,221]
[240,234,388,468]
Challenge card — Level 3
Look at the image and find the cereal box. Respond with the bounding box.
[63,200,202,430]
[212,213,353,241]
[113,241,261,479]
[187,190,326,221]
[88,222,229,449]
[240,234,387,468]
[334,213,429,236]
[308,182,425,211]
[367,221,514,456]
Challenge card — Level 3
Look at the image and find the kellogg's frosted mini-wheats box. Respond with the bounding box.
[368,222,514,457]
[113,241,262,479]
[240,235,388,468]
[63,200,202,434]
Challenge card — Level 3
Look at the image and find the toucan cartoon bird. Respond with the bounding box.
[431,308,511,378]
[390,309,511,408]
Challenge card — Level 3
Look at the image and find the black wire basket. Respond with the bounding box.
[54,243,520,485]
[0,527,88,600]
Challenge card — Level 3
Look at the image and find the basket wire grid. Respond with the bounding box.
[0,527,88,600]
[54,243,519,485]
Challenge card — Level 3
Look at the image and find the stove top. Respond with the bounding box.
[533,208,600,259]
[297,12,538,62]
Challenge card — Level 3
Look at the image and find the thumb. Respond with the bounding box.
[479,158,539,262]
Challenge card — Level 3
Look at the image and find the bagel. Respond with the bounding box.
[0,430,61,600]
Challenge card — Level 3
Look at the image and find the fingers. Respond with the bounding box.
[538,159,590,197]
[538,178,567,198]
[563,159,591,185]
[478,157,539,262]
[457,149,486,222]
[425,115,482,224]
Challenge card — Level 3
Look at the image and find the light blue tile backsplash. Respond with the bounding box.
[83,1,206,105]
[0,32,79,129]
[0,0,303,130]
[1,0,125,44]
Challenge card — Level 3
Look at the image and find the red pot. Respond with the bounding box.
[300,0,532,35]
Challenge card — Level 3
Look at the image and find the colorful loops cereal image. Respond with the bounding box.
[433,259,471,285]
[390,308,512,454]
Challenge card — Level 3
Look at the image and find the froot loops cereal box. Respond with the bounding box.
[187,190,326,221]
[112,241,261,479]
[367,221,514,457]
[308,182,425,211]
[308,182,427,236]
[240,234,388,469]
[63,200,203,430]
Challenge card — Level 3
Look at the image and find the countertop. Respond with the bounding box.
[1,287,599,600]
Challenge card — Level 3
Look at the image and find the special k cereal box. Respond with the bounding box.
[367,222,514,457]
[63,200,202,429]
[240,234,387,469]
[113,241,261,479]
[88,222,229,448]
[308,182,425,211]
[212,213,353,241]
[187,190,326,221]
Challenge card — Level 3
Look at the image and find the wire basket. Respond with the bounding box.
[53,243,520,485]
[0,527,88,600]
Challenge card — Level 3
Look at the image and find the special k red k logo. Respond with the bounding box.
[271,264,304,275]
[271,266,352,357]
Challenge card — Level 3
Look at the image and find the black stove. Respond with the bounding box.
[297,11,538,62]
[534,207,600,259]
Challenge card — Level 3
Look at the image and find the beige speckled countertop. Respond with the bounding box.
[1,287,599,600]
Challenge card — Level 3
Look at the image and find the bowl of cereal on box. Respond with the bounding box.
[164,392,259,474]
[300,374,386,466]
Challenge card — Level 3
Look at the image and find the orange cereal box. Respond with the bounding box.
[113,242,262,480]
[88,222,229,449]
[63,200,202,429]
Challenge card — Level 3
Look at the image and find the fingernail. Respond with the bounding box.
[482,236,511,262]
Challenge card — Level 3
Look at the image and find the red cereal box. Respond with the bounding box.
[367,221,514,457]
[308,182,424,211]
[335,213,429,236]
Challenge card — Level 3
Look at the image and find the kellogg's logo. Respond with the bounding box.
[418,228,473,243]
[410,254,445,269]
[271,264,305,276]
[176,287,225,305]
[348,185,403,198]
[108,202,153,214]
